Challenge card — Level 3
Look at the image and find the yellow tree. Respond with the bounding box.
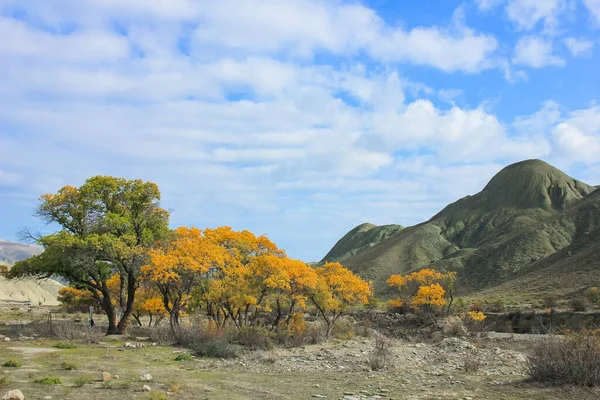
[57,286,95,312]
[142,226,226,330]
[310,262,372,339]
[387,268,456,319]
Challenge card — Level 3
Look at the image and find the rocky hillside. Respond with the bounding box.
[324,159,599,297]
[0,239,61,305]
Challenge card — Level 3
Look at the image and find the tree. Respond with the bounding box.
[7,176,170,334]
[310,262,372,339]
[142,226,226,330]
[386,268,457,320]
[57,286,95,312]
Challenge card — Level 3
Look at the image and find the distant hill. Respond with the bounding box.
[0,239,61,305]
[324,159,599,298]
[320,223,404,264]
[0,239,42,265]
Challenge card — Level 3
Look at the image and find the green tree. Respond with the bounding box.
[7,176,170,334]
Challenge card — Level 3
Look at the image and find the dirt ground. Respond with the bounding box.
[1,327,599,400]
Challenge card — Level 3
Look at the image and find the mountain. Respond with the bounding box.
[0,239,43,265]
[320,223,404,264]
[323,159,599,297]
[0,239,61,305]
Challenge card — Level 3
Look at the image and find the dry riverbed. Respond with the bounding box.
[1,331,598,400]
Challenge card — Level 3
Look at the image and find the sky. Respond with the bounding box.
[0,0,599,262]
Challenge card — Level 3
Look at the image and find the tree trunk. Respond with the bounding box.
[446,294,454,317]
[115,272,137,334]
[100,293,119,335]
[169,311,180,332]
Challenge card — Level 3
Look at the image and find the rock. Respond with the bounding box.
[3,337,10,342]
[124,342,137,349]
[312,395,327,399]
[44,397,52,399]
[113,375,119,379]
[140,373,153,381]
[102,372,112,382]
[1,390,25,400]
[142,385,151,392]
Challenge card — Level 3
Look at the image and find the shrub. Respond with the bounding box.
[54,341,77,349]
[368,336,392,371]
[542,296,558,309]
[570,298,587,312]
[53,321,103,344]
[174,353,194,361]
[192,339,237,359]
[2,359,23,368]
[469,301,484,313]
[331,317,355,340]
[33,377,63,385]
[528,329,600,386]
[234,326,273,350]
[487,298,506,313]
[0,375,10,389]
[586,287,600,305]
[60,361,77,370]
[73,375,92,387]
[452,298,467,314]
[463,353,481,373]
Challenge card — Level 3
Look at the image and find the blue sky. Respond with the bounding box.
[0,0,599,262]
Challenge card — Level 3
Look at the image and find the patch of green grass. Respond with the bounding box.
[60,361,77,370]
[2,359,23,368]
[145,393,169,400]
[73,375,93,388]
[54,341,78,349]
[174,353,193,361]
[102,380,132,390]
[33,376,63,385]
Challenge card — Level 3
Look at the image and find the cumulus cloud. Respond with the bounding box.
[513,36,565,67]
[582,0,600,24]
[0,0,598,260]
[505,0,567,32]
[563,37,595,56]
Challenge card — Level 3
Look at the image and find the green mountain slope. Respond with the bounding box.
[320,223,404,263]
[331,159,598,295]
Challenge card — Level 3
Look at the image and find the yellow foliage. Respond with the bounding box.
[387,298,404,309]
[467,311,487,322]
[410,283,446,309]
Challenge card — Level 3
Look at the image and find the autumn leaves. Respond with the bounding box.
[142,226,372,338]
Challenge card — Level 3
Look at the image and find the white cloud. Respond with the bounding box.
[552,123,600,163]
[505,0,567,32]
[582,0,600,24]
[475,0,505,11]
[563,37,595,56]
[513,36,565,67]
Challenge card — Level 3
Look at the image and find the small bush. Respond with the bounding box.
[0,375,10,389]
[192,339,237,359]
[469,301,484,313]
[331,317,355,340]
[145,393,169,400]
[542,296,558,309]
[53,321,103,344]
[463,353,481,373]
[528,329,600,386]
[167,380,182,393]
[174,353,194,361]
[368,336,392,371]
[2,359,23,368]
[54,341,77,349]
[234,326,273,350]
[452,298,468,314]
[570,298,587,312]
[586,287,600,305]
[33,376,63,385]
[73,375,92,387]
[60,361,77,370]
[487,298,506,313]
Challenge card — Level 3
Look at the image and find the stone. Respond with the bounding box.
[3,337,10,342]
[102,372,112,382]
[113,375,119,379]
[312,396,327,399]
[1,390,25,400]
[142,385,151,392]
[140,373,153,381]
